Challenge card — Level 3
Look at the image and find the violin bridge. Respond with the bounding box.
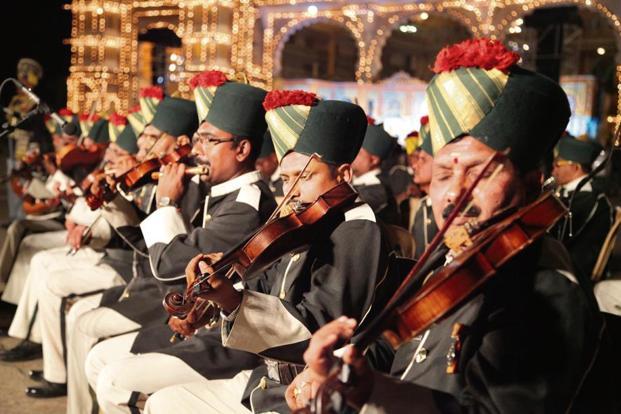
[444,225,473,254]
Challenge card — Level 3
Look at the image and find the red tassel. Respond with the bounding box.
[432,38,519,74]
[58,108,74,117]
[420,115,429,126]
[189,70,228,89]
[139,86,164,100]
[79,112,100,121]
[406,130,419,138]
[366,115,376,125]
[263,90,318,111]
[109,113,127,126]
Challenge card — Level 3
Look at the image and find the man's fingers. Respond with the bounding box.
[198,260,210,275]
[185,253,208,284]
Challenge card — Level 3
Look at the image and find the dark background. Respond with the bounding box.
[0,1,71,111]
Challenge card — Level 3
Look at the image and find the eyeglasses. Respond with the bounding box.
[192,131,236,147]
[553,159,576,168]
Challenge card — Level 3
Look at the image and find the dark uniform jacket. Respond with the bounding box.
[141,170,276,282]
[216,202,391,412]
[360,236,614,414]
[554,176,613,280]
[411,196,438,260]
[126,171,276,379]
[99,180,207,325]
[353,169,400,226]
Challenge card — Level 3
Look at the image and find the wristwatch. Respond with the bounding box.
[157,196,176,208]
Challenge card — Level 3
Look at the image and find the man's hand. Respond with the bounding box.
[110,155,138,177]
[65,218,76,232]
[184,253,240,314]
[285,317,373,411]
[66,224,87,250]
[168,316,197,338]
[177,135,191,147]
[155,163,186,206]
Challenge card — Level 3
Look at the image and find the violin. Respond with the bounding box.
[55,142,106,173]
[22,193,62,215]
[162,181,359,329]
[119,144,193,192]
[302,152,568,414]
[85,144,193,210]
[8,150,52,195]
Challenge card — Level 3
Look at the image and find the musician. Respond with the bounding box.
[285,38,612,413]
[63,95,202,413]
[0,116,137,368]
[551,134,613,280]
[20,98,200,399]
[352,117,400,226]
[0,122,140,398]
[82,72,276,414]
[0,114,109,302]
[255,130,283,197]
[409,116,437,259]
[2,58,52,221]
[142,91,392,414]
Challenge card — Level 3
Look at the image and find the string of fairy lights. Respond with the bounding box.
[65,0,621,126]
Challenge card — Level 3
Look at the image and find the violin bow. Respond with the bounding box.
[304,150,507,414]
[380,149,506,314]
[192,152,322,288]
[67,214,103,256]
[266,152,320,223]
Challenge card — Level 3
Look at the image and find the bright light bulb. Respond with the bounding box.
[597,47,606,55]
[96,7,104,15]
[420,12,429,20]
[523,44,530,51]
[307,5,318,16]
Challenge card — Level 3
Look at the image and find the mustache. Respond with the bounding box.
[442,203,482,220]
[190,155,210,168]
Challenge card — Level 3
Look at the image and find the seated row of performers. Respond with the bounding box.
[0,37,618,414]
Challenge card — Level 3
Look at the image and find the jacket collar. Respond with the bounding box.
[210,170,263,198]
[352,168,382,186]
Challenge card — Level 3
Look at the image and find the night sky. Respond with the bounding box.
[0,1,71,111]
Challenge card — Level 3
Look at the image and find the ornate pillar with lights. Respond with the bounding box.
[178,0,237,92]
[65,0,128,113]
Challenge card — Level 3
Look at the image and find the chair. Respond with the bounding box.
[380,222,416,259]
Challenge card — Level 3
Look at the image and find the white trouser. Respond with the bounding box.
[86,332,206,414]
[594,280,621,316]
[2,229,66,304]
[8,245,95,343]
[144,371,253,414]
[67,302,141,414]
[37,247,125,383]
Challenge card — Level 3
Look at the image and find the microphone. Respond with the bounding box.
[50,112,66,128]
[11,78,40,105]
[62,121,79,136]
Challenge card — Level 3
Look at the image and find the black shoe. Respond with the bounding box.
[0,340,42,361]
[28,370,44,382]
[25,380,67,398]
